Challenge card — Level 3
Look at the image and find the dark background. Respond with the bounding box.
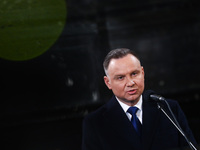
[1,0,200,149]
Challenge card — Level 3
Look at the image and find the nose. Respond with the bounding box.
[127,78,135,87]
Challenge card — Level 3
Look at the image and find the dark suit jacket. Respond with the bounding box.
[82,90,197,150]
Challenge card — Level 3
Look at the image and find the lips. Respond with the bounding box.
[127,89,137,95]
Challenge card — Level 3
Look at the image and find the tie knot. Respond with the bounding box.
[127,106,138,115]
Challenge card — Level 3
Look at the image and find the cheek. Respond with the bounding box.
[135,77,145,86]
[112,82,125,91]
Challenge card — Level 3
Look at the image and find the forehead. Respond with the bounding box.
[107,54,141,74]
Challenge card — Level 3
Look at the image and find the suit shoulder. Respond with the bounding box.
[83,103,108,122]
[162,98,184,116]
[165,98,180,107]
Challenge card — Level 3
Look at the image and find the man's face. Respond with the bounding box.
[104,54,145,106]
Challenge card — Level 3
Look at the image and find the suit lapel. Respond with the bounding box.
[142,95,160,150]
[104,96,142,149]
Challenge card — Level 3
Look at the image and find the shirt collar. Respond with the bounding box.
[116,95,143,113]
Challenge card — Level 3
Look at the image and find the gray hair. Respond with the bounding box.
[103,48,141,75]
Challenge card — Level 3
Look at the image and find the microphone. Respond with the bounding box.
[143,90,165,101]
[144,90,197,150]
[150,94,165,101]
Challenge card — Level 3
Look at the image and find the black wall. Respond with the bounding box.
[2,0,200,149]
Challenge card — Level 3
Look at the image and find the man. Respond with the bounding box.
[82,48,197,150]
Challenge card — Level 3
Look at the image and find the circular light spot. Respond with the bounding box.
[0,0,67,61]
[159,80,165,86]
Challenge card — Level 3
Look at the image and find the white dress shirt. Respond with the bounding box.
[116,95,143,124]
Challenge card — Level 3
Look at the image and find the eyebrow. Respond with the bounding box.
[112,73,123,79]
[113,69,141,77]
[114,74,124,78]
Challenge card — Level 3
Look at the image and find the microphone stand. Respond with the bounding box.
[157,101,198,150]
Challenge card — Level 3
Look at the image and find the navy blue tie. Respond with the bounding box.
[127,107,142,136]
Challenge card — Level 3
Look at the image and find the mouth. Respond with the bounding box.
[127,89,137,95]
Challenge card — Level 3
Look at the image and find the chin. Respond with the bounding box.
[128,95,139,100]
[124,97,137,102]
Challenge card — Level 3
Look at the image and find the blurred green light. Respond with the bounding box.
[0,0,67,61]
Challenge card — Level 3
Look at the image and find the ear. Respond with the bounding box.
[141,66,145,76]
[104,76,112,90]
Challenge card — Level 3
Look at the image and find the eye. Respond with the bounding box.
[132,72,137,76]
[117,76,124,80]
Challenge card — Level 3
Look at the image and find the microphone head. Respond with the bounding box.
[143,90,165,101]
